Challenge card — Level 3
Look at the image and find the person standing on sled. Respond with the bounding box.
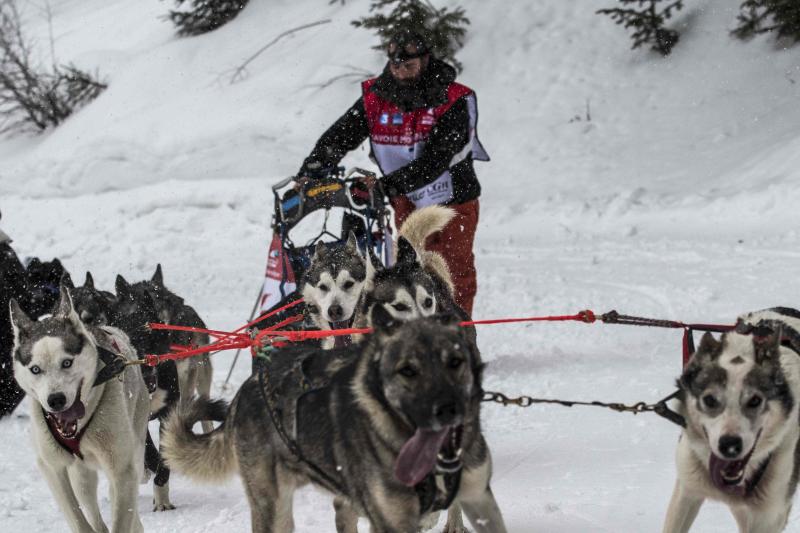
[296,29,488,316]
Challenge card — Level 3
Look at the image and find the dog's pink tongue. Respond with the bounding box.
[394,428,450,487]
[57,400,86,423]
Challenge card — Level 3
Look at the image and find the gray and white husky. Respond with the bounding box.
[663,307,800,533]
[162,308,507,533]
[10,284,150,533]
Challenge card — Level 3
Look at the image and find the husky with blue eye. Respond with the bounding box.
[664,308,800,533]
[10,283,149,533]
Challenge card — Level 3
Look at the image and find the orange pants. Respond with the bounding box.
[391,197,479,316]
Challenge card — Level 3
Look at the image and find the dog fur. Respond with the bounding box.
[663,308,800,533]
[136,264,213,412]
[62,272,116,327]
[301,232,368,349]
[66,272,178,511]
[301,205,456,351]
[162,310,507,533]
[10,285,149,533]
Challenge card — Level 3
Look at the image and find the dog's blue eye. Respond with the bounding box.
[392,303,410,312]
[398,366,418,378]
[319,284,329,292]
[702,394,720,409]
[422,297,433,308]
[30,365,41,375]
[62,359,73,369]
[746,395,763,409]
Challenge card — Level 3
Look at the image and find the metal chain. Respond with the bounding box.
[481,389,686,427]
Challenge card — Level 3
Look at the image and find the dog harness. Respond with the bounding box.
[362,78,488,208]
[256,353,465,515]
[415,425,464,513]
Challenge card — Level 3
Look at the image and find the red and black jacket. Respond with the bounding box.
[299,59,488,206]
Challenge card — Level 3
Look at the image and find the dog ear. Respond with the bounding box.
[9,298,34,337]
[314,241,327,261]
[753,324,782,365]
[693,332,722,362]
[365,247,382,289]
[61,271,75,291]
[115,275,133,300]
[345,231,359,254]
[680,332,722,391]
[152,264,164,286]
[370,304,399,334]
[56,279,77,318]
[396,237,419,266]
[84,271,95,289]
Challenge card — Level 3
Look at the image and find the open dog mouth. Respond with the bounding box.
[708,432,761,495]
[394,425,463,487]
[47,384,86,439]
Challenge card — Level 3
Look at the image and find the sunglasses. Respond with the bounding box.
[387,41,427,64]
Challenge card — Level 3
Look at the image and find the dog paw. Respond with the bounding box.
[442,527,468,533]
[417,512,440,531]
[152,501,176,512]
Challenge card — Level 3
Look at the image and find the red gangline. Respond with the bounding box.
[141,308,733,368]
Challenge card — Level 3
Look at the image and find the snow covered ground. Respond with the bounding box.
[1,0,800,531]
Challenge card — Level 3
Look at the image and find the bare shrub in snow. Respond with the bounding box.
[0,0,106,134]
[597,0,684,56]
[352,0,470,72]
[166,0,249,37]
[732,0,800,44]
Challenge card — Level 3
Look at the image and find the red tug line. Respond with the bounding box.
[143,302,734,368]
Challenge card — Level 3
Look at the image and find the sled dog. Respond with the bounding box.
[301,231,369,349]
[10,284,149,533]
[301,205,455,350]
[135,264,213,411]
[664,307,800,533]
[352,206,479,531]
[163,310,507,533]
[63,271,115,326]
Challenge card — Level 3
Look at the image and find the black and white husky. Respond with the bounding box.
[302,205,456,349]
[664,307,800,533]
[301,232,368,349]
[10,284,150,533]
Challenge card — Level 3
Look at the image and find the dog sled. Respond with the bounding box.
[220,167,393,382]
[257,166,392,318]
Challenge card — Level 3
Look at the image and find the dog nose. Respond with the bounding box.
[434,401,459,426]
[719,435,743,458]
[328,304,344,321]
[48,392,67,411]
